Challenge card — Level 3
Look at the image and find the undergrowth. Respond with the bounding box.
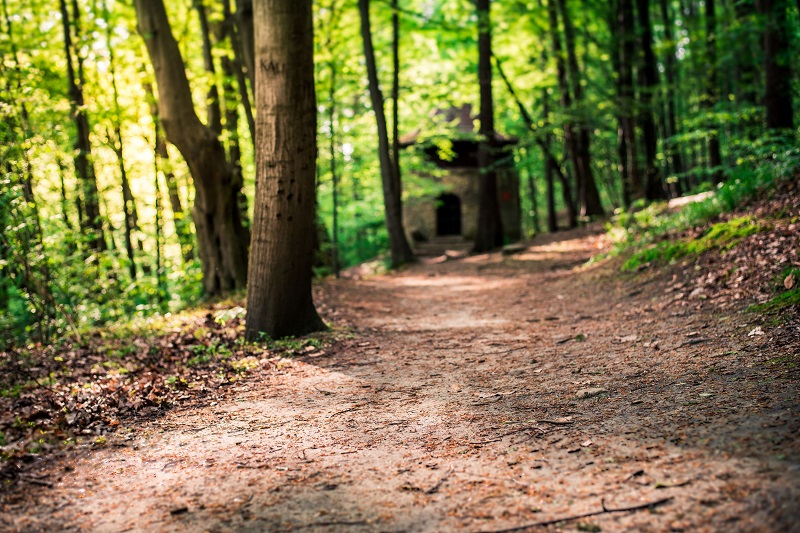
[603,136,799,267]
[621,216,762,271]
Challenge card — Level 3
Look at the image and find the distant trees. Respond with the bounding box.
[245,0,325,340]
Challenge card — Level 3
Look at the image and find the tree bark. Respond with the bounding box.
[758,0,794,130]
[59,0,105,251]
[245,0,325,340]
[556,0,604,217]
[637,0,665,200]
[473,0,504,252]
[705,0,723,183]
[135,0,249,295]
[358,0,415,265]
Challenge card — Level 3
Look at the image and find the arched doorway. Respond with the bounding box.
[436,193,461,236]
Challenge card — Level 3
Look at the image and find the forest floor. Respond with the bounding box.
[2,188,799,532]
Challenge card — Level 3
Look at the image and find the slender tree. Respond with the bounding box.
[135,0,249,294]
[659,0,685,188]
[705,0,723,182]
[236,0,255,88]
[143,80,195,264]
[245,0,326,340]
[637,0,665,200]
[615,0,640,204]
[473,0,504,252]
[758,0,794,130]
[556,0,604,217]
[59,0,105,250]
[358,0,415,265]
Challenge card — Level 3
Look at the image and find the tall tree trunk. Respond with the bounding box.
[758,0,794,130]
[59,0,105,251]
[358,0,415,265]
[236,0,255,89]
[391,0,402,220]
[615,0,641,204]
[473,0,504,252]
[637,0,665,200]
[103,0,138,279]
[245,0,325,340]
[705,0,723,183]
[547,0,582,216]
[556,0,604,217]
[659,0,685,187]
[135,0,249,295]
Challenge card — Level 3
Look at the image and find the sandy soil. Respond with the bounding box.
[3,228,799,532]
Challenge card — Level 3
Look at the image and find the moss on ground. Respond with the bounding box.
[622,216,762,271]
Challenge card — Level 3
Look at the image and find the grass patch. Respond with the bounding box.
[622,216,761,271]
[748,288,800,314]
[600,137,799,268]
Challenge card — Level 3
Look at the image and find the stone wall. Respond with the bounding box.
[403,168,521,243]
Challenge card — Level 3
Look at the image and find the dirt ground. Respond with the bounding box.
[3,227,799,532]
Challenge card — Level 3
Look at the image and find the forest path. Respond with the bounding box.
[8,228,800,532]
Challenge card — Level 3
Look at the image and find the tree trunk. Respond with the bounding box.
[616,0,640,204]
[358,0,415,265]
[637,0,665,200]
[659,0,685,187]
[556,0,604,217]
[473,0,504,252]
[59,0,105,251]
[705,0,723,183]
[542,87,558,233]
[135,0,249,295]
[236,0,255,89]
[245,0,326,340]
[547,0,582,214]
[758,0,794,130]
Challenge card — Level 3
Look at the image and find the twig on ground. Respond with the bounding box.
[426,466,454,494]
[479,497,673,532]
[329,404,365,418]
[294,521,368,529]
[537,419,574,426]
[478,347,527,356]
[18,475,53,488]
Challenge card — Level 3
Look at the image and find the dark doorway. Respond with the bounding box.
[436,194,462,236]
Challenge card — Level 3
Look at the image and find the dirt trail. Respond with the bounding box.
[5,228,799,532]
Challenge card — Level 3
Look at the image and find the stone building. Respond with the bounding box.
[401,106,521,245]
